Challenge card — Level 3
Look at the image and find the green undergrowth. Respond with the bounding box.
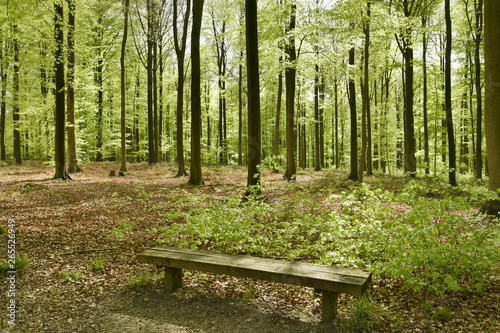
[160,174,499,298]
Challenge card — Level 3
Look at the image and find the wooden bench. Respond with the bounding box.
[137,246,371,322]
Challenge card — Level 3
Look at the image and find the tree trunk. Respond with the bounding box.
[188,0,205,186]
[273,58,283,171]
[483,0,500,215]
[13,25,21,165]
[0,40,6,161]
[147,0,156,164]
[120,0,130,174]
[173,0,190,176]
[238,52,244,166]
[245,0,262,194]
[67,0,82,173]
[422,14,430,175]
[474,0,484,179]
[54,2,69,179]
[403,45,416,176]
[95,58,104,162]
[284,2,297,181]
[445,0,457,186]
[348,45,358,181]
[314,64,321,171]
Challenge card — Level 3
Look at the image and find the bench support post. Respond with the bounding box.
[321,291,338,322]
[164,267,183,292]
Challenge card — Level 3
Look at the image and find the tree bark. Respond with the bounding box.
[483,0,500,215]
[347,44,358,181]
[120,0,130,174]
[284,2,297,181]
[13,25,21,165]
[445,0,457,186]
[173,0,191,176]
[188,0,205,186]
[314,64,321,171]
[54,1,69,179]
[0,40,6,161]
[67,0,82,174]
[245,0,262,194]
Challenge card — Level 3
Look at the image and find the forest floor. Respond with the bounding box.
[0,161,498,332]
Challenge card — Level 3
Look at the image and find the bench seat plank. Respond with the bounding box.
[137,246,371,296]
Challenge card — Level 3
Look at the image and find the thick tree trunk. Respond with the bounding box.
[245,0,262,194]
[120,0,130,174]
[67,0,82,174]
[54,2,69,179]
[188,0,205,186]
[483,0,500,215]
[445,0,457,186]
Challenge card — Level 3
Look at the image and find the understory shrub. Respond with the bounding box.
[160,182,499,297]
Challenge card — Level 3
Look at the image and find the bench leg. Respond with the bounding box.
[321,291,338,322]
[164,267,183,292]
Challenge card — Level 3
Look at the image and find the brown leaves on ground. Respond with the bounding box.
[0,162,498,332]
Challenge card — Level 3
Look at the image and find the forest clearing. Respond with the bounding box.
[0,162,498,332]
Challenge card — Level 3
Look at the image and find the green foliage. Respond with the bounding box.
[161,178,498,298]
[90,255,107,272]
[108,220,136,241]
[58,271,83,282]
[341,295,386,333]
[128,270,156,288]
[0,254,29,273]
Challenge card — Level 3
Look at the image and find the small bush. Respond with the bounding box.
[0,254,30,273]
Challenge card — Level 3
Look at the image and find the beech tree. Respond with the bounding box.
[120,0,130,175]
[54,0,69,179]
[172,0,190,176]
[483,0,500,214]
[67,0,82,173]
[245,0,261,193]
[188,0,205,186]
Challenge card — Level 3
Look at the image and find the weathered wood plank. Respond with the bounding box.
[164,267,183,292]
[137,246,371,295]
[321,291,338,322]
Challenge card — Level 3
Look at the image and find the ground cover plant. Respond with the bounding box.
[0,162,498,332]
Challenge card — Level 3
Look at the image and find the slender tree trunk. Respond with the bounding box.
[66,0,81,173]
[173,0,190,176]
[348,44,358,181]
[95,58,104,162]
[238,51,244,166]
[0,40,6,161]
[147,0,156,164]
[483,0,500,215]
[12,25,21,165]
[474,0,484,179]
[403,44,416,176]
[120,0,130,174]
[314,64,321,171]
[422,14,430,175]
[284,2,297,181]
[188,0,205,186]
[54,2,69,179]
[273,58,283,171]
[245,0,262,194]
[445,0,457,186]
